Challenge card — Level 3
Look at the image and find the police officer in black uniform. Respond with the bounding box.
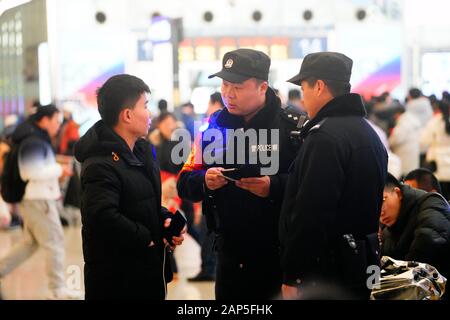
[279,52,388,300]
[177,49,302,299]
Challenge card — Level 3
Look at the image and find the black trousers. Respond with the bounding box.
[440,181,450,201]
[215,250,282,300]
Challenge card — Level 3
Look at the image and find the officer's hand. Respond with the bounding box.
[205,167,228,191]
[235,176,270,198]
[163,218,186,250]
[282,284,301,300]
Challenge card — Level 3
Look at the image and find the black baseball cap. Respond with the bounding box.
[208,48,271,83]
[287,52,353,85]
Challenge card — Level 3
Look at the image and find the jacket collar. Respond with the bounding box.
[215,87,281,129]
[300,93,366,139]
[75,120,149,167]
[108,128,146,167]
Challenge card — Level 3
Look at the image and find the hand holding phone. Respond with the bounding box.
[220,168,241,182]
[163,210,187,246]
[220,166,263,182]
[205,167,228,190]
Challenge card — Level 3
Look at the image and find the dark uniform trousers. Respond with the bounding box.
[215,248,282,300]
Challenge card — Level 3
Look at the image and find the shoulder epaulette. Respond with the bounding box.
[281,106,306,126]
[308,118,327,133]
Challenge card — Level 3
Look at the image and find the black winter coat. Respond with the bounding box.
[279,93,388,288]
[381,185,450,279]
[177,88,301,257]
[74,120,172,300]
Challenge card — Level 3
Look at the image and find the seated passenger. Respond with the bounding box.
[380,173,450,298]
[403,168,443,194]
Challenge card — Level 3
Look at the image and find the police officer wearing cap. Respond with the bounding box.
[177,49,302,299]
[279,52,388,299]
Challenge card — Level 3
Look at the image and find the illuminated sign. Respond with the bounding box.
[290,37,327,59]
[194,38,216,61]
[178,36,327,62]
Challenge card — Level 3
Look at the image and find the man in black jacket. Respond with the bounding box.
[381,173,450,298]
[279,52,388,299]
[74,74,184,300]
[177,49,301,299]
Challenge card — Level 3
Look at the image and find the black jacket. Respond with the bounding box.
[382,185,450,278]
[177,88,301,257]
[279,93,388,286]
[13,119,55,166]
[155,137,184,175]
[74,120,171,300]
[12,119,52,146]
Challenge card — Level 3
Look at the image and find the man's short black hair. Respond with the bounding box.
[156,112,177,125]
[158,99,168,112]
[404,168,442,194]
[385,172,402,191]
[288,89,301,101]
[305,77,351,98]
[409,88,422,99]
[97,74,150,127]
[210,92,225,108]
[31,104,60,123]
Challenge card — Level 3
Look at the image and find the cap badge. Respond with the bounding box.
[224,59,234,69]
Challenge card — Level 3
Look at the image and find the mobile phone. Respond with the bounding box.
[163,210,187,246]
[220,168,242,182]
[221,166,263,181]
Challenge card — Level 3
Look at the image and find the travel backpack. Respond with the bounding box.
[0,142,27,203]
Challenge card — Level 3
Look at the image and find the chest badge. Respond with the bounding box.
[112,152,120,162]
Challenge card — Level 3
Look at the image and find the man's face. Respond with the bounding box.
[42,112,62,138]
[380,187,403,227]
[158,116,177,140]
[300,80,321,119]
[129,93,151,138]
[221,79,266,117]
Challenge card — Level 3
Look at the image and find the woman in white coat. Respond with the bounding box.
[389,107,422,177]
[420,100,450,200]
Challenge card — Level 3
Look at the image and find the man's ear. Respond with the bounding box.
[259,81,268,95]
[120,108,132,125]
[316,80,326,96]
[394,187,403,200]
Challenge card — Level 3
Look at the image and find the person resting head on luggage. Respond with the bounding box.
[380,173,450,298]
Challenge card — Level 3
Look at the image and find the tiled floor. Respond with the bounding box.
[0,226,215,300]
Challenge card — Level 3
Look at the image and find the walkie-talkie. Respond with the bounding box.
[290,115,308,146]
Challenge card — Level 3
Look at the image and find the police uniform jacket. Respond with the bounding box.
[279,93,388,286]
[177,88,301,258]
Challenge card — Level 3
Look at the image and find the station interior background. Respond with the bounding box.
[0,0,450,299]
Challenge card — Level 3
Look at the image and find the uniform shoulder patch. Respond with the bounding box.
[281,106,307,127]
[308,118,327,133]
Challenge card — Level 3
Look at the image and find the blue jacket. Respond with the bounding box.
[177,88,301,257]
